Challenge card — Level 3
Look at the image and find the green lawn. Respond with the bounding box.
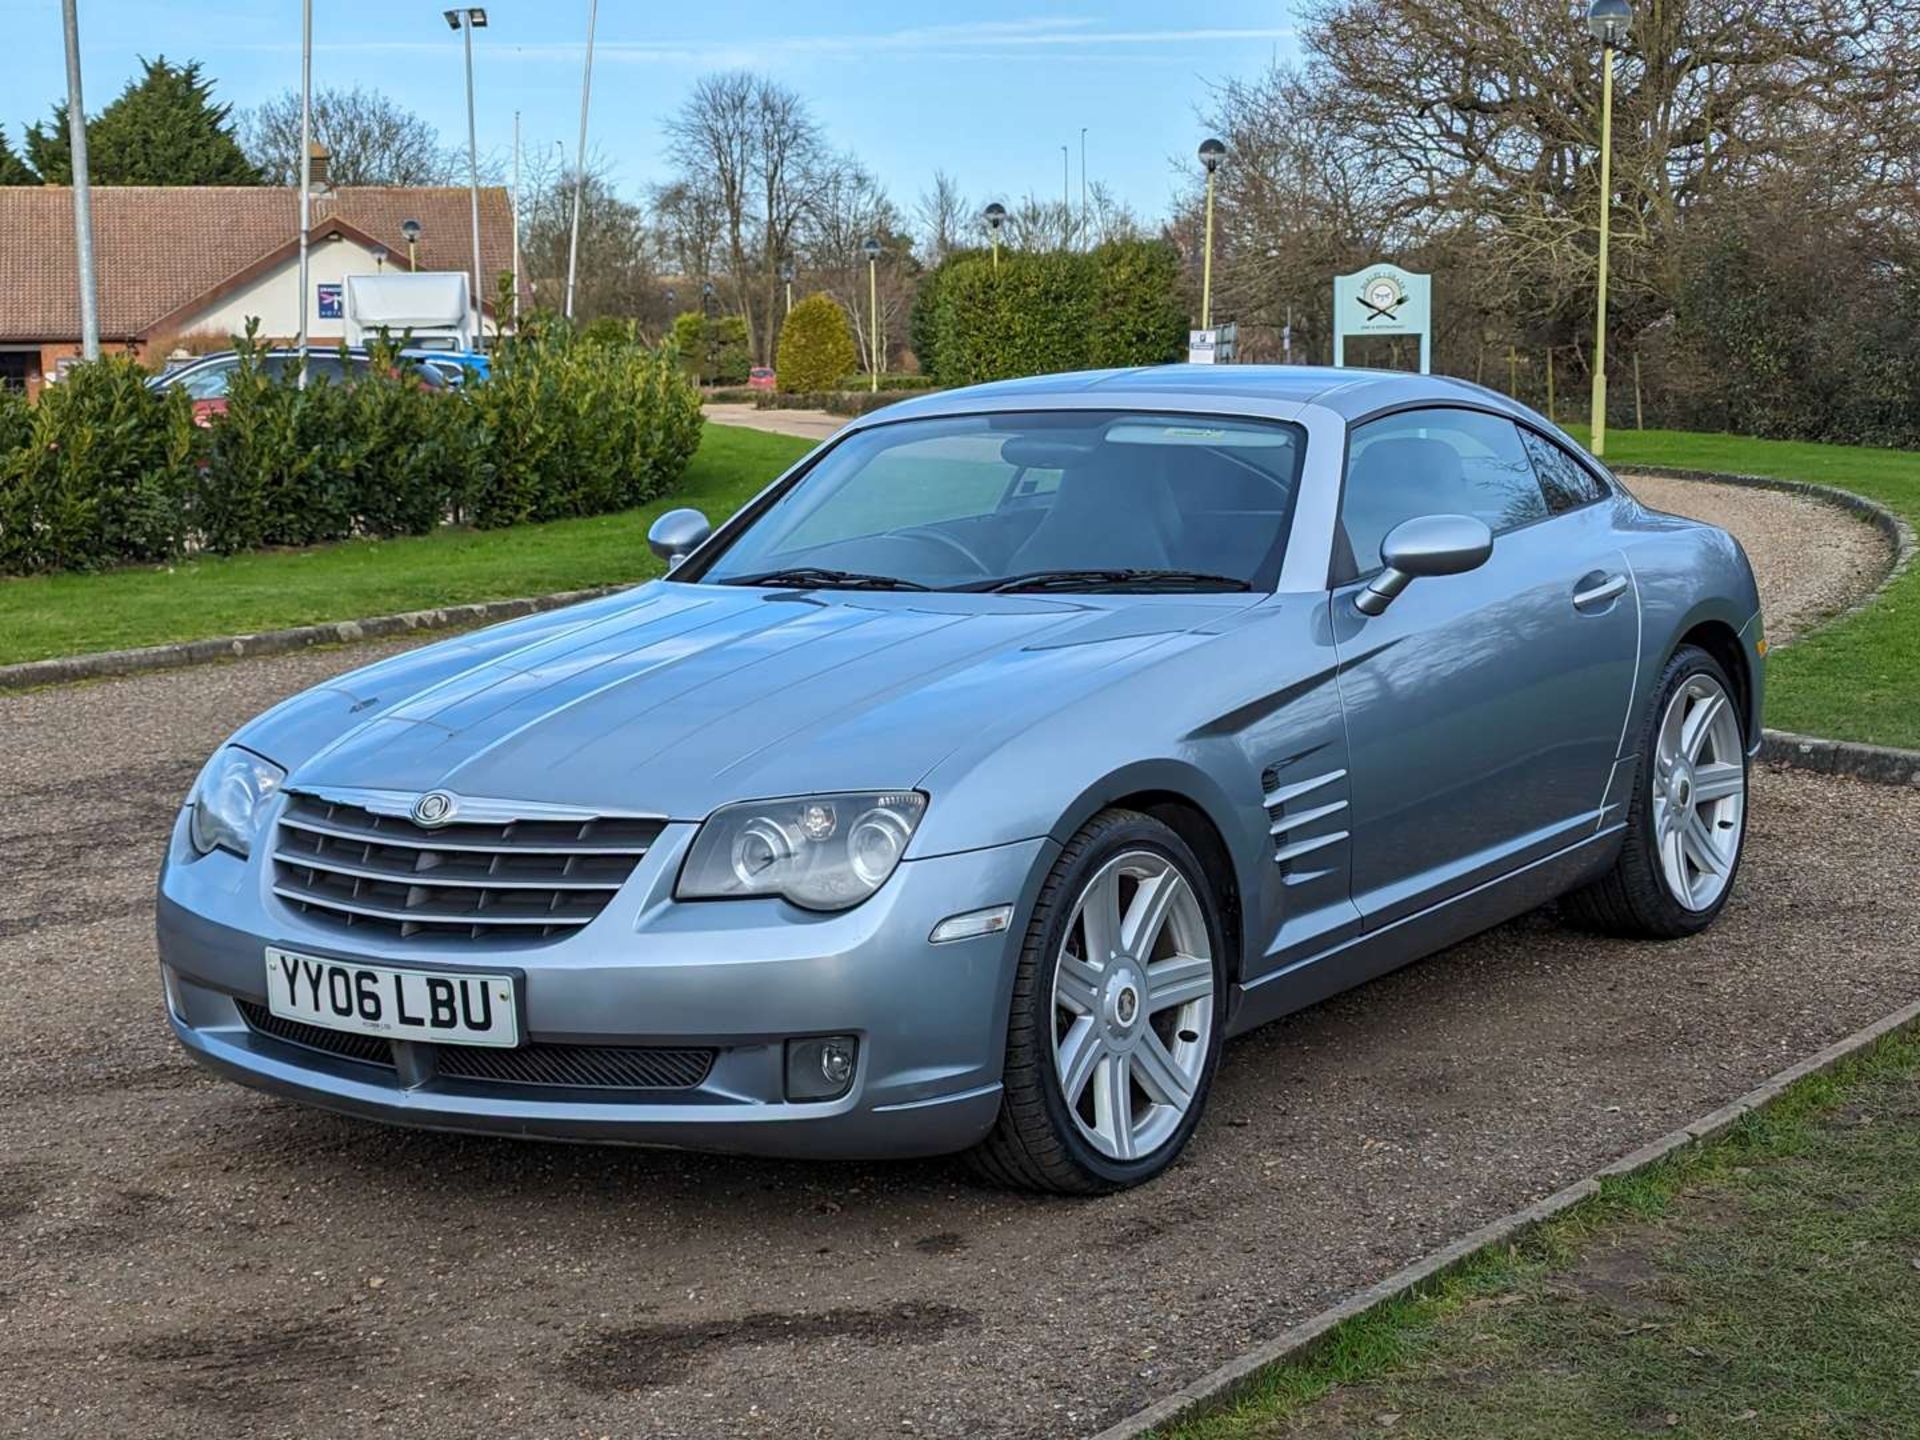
[0,424,815,667]
[1567,425,1920,750]
[1160,1027,1920,1440]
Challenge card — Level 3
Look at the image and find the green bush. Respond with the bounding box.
[466,315,702,529]
[0,356,199,572]
[670,310,751,386]
[777,293,858,392]
[0,317,705,575]
[917,240,1187,386]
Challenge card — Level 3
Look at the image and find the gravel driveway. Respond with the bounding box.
[1,483,1909,1438]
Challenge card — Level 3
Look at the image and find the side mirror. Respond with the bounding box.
[647,507,712,569]
[1354,514,1493,616]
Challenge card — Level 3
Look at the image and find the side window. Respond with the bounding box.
[178,361,235,399]
[1340,408,1547,574]
[1520,428,1610,513]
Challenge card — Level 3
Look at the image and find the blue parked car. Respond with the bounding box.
[156,366,1762,1191]
[401,348,490,385]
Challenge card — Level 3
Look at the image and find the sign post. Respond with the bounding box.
[1333,263,1432,373]
[1188,323,1237,365]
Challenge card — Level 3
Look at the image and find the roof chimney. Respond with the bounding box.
[307,142,331,193]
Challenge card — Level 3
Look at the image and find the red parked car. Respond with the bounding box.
[748,366,777,390]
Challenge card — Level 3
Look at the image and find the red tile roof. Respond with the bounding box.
[0,185,513,341]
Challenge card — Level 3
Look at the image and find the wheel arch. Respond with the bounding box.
[1669,617,1756,745]
[1046,760,1259,986]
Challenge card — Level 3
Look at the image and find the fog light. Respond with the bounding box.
[785,1035,858,1101]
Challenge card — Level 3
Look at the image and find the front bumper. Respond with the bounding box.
[157,809,1050,1159]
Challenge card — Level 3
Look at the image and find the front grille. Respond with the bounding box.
[237,1001,716,1092]
[237,1000,397,1068]
[272,792,662,942]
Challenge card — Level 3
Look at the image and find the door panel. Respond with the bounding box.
[1329,409,1638,928]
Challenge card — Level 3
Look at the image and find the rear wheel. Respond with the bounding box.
[1563,645,1749,938]
[968,810,1226,1194]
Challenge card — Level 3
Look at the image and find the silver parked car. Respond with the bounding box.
[157,367,1763,1192]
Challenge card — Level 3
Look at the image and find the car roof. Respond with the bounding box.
[850,364,1543,429]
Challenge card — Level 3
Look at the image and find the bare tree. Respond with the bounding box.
[242,86,456,186]
[915,170,969,265]
[516,146,663,329]
[799,156,907,373]
[650,178,725,291]
[664,71,830,364]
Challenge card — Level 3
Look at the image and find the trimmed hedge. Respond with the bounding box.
[776,292,858,393]
[916,239,1187,385]
[0,319,705,575]
[0,357,200,573]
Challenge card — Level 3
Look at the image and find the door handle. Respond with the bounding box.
[1573,573,1628,609]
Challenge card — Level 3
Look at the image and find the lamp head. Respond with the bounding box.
[862,238,882,261]
[1585,0,1631,45]
[1198,137,1228,174]
[983,201,1007,233]
[401,219,422,243]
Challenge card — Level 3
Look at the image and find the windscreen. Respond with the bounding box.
[698,410,1307,592]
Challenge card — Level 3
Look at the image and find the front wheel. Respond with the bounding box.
[1562,645,1749,938]
[968,810,1227,1194]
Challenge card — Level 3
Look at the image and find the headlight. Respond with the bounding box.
[188,746,286,858]
[677,792,927,910]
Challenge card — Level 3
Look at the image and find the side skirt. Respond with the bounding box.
[1225,824,1626,1038]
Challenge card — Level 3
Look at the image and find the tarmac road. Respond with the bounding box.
[1,479,1909,1438]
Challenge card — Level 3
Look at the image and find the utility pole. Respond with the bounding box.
[296,0,312,385]
[60,0,99,362]
[1061,145,1070,243]
[1080,127,1088,236]
[566,0,599,321]
[511,110,521,328]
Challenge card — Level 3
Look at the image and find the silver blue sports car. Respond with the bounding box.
[157,366,1763,1192]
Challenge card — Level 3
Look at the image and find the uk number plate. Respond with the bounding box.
[263,947,519,1047]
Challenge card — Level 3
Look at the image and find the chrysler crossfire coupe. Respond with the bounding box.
[157,366,1763,1192]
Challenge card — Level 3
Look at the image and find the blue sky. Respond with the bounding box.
[4,2,1295,225]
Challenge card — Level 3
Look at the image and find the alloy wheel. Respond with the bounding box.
[1049,850,1215,1161]
[1650,673,1746,911]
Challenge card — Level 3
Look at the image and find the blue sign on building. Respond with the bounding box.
[317,283,343,320]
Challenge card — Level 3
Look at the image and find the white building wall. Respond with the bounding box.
[171,233,494,344]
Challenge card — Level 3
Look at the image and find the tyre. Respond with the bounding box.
[1562,644,1749,938]
[968,808,1227,1194]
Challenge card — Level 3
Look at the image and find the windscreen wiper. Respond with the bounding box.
[965,568,1253,594]
[720,566,931,591]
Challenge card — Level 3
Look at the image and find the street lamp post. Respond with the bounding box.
[779,260,795,317]
[401,218,421,273]
[444,9,488,340]
[1198,138,1227,331]
[1586,0,1631,458]
[983,202,1006,271]
[862,238,882,393]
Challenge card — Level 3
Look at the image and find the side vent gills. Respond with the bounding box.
[1259,764,1350,872]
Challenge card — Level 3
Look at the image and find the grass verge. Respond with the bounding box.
[1567,425,1920,751]
[0,424,814,668]
[1159,1024,1920,1439]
